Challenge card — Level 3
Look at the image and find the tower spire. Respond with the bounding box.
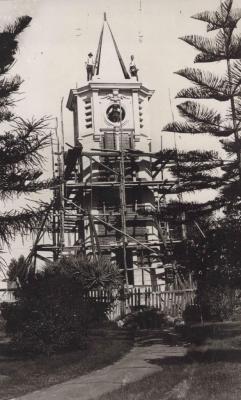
[94,15,130,80]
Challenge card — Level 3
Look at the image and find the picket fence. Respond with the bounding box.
[86,287,196,320]
[0,287,196,320]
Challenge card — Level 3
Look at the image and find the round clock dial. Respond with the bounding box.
[106,104,125,123]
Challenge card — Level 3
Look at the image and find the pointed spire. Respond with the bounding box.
[94,14,130,80]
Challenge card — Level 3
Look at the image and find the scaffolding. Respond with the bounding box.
[30,126,194,291]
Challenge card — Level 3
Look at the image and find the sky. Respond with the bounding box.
[0,0,240,265]
[5,0,232,151]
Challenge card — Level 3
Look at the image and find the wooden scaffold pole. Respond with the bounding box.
[119,98,129,292]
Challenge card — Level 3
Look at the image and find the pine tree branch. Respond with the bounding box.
[176,68,224,88]
[0,170,54,200]
[221,179,241,199]
[170,160,223,175]
[0,205,49,246]
[176,150,219,162]
[5,16,32,36]
[0,75,22,100]
[192,1,241,32]
[221,137,241,155]
[0,17,32,75]
[0,116,51,167]
[163,121,234,136]
[176,86,231,101]
[177,101,221,125]
[180,35,224,62]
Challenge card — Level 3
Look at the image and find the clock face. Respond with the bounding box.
[106,104,125,123]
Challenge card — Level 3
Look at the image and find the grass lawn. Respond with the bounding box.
[0,326,133,400]
[97,321,241,400]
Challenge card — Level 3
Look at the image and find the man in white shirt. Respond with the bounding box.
[86,52,94,81]
[129,55,138,80]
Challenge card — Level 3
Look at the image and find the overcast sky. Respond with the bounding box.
[1,0,240,263]
[5,0,234,150]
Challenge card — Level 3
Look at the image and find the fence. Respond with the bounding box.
[0,288,15,303]
[87,287,196,320]
[0,287,196,320]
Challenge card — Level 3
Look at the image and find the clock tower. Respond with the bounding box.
[67,14,154,156]
[66,14,162,287]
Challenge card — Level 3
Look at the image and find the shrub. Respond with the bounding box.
[183,304,202,324]
[1,299,109,354]
[1,256,122,354]
[120,307,166,330]
[196,284,237,322]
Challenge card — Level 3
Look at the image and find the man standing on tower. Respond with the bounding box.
[129,55,138,80]
[86,52,94,81]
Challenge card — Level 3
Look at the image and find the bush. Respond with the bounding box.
[1,256,122,354]
[1,299,109,354]
[196,285,237,322]
[119,307,166,329]
[183,304,202,324]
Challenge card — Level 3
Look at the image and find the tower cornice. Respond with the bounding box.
[67,82,154,111]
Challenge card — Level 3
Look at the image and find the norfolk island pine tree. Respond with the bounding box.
[163,0,241,216]
[0,16,50,259]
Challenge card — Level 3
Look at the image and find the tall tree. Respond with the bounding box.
[163,0,241,214]
[0,16,50,247]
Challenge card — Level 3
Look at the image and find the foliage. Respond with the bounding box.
[163,0,241,214]
[1,298,109,354]
[181,214,241,287]
[7,255,32,287]
[183,288,237,323]
[0,16,50,247]
[45,255,123,291]
[1,256,122,354]
[196,284,237,321]
[177,212,241,321]
[182,304,202,324]
[119,308,166,330]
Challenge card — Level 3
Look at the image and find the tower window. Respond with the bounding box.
[102,132,116,150]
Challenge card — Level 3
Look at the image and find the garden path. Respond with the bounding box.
[13,329,187,400]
